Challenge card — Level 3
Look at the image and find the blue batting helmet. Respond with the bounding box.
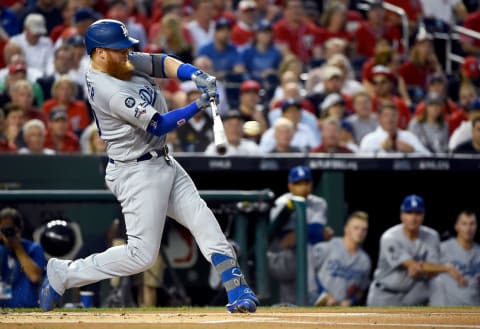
[400,194,425,213]
[84,19,139,55]
[288,166,312,183]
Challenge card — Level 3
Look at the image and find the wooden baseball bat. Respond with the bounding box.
[209,98,227,155]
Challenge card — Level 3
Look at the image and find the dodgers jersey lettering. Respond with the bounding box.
[85,66,167,161]
[312,237,371,301]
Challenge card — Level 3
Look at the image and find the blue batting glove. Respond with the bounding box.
[195,91,219,109]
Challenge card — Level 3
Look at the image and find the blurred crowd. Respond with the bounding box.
[1,0,480,156]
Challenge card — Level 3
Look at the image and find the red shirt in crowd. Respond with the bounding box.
[316,28,352,45]
[44,131,80,153]
[0,140,17,153]
[273,19,320,63]
[0,39,8,68]
[50,24,69,43]
[231,22,255,48]
[384,0,423,24]
[397,60,435,88]
[448,110,468,135]
[157,78,181,94]
[462,10,480,48]
[354,22,403,58]
[25,108,48,126]
[347,10,364,24]
[42,99,91,134]
[361,58,376,81]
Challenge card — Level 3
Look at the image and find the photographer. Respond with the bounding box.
[0,207,46,307]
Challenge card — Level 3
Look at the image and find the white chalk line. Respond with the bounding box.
[203,319,480,328]
[256,312,480,317]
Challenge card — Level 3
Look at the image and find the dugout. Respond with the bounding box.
[0,154,479,306]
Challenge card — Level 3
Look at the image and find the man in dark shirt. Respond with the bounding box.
[176,85,213,152]
[453,116,480,154]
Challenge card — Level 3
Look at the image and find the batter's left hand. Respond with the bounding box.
[192,70,217,98]
[195,91,219,109]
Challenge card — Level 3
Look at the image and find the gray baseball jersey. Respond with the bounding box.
[429,238,480,306]
[311,237,371,302]
[85,63,166,161]
[45,56,235,296]
[269,193,328,303]
[367,224,440,306]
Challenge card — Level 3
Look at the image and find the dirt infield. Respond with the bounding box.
[1,307,480,329]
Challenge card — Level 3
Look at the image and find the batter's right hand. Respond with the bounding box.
[191,70,217,98]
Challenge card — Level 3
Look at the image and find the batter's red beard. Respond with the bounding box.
[104,53,135,81]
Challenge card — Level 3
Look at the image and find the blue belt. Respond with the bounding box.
[108,146,169,164]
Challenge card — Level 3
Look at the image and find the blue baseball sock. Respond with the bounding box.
[211,253,255,303]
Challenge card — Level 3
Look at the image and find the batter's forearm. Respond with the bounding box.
[146,101,201,137]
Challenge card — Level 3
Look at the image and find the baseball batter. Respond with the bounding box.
[39,19,259,313]
[430,210,480,306]
[367,195,466,306]
[311,211,371,306]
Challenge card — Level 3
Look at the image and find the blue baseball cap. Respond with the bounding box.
[255,20,272,32]
[288,166,312,183]
[468,98,480,112]
[66,34,84,47]
[215,17,232,30]
[400,194,425,213]
[74,7,101,24]
[340,119,353,133]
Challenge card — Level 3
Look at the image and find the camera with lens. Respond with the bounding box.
[0,226,16,238]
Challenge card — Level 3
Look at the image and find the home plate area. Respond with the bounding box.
[1,308,480,329]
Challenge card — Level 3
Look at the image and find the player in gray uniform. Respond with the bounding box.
[267,166,334,304]
[430,210,480,306]
[311,211,371,306]
[39,19,258,313]
[367,195,466,306]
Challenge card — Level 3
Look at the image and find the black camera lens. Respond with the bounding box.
[0,226,16,238]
